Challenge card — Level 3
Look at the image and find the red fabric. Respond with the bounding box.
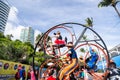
[27,72,31,79]
[47,76,56,80]
[15,72,20,79]
[54,39,65,44]
[66,54,70,57]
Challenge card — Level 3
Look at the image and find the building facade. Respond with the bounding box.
[109,44,120,58]
[20,27,34,45]
[0,0,10,33]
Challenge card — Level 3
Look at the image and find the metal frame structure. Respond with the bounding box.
[33,22,110,79]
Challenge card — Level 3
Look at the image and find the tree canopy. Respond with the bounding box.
[0,33,46,66]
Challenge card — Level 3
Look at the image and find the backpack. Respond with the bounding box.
[15,72,20,79]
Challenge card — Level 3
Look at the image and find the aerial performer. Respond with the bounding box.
[51,31,66,55]
[53,31,66,46]
[58,42,78,80]
[85,44,98,70]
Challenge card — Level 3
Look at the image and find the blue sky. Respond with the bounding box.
[4,0,120,49]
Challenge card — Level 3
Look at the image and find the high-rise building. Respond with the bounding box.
[0,0,10,33]
[20,27,34,45]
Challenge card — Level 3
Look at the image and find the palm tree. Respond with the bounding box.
[85,17,97,39]
[98,0,120,17]
[85,17,93,28]
[35,34,42,44]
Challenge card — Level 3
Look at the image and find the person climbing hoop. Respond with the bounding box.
[58,42,78,80]
[52,31,66,46]
[51,31,66,56]
[85,43,98,70]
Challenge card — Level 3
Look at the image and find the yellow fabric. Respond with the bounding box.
[58,59,78,80]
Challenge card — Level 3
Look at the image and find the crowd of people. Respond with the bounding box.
[15,66,38,80]
[40,66,57,80]
[15,66,26,80]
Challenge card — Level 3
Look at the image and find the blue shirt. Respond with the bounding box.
[89,47,97,56]
[69,48,78,59]
[19,69,25,78]
[87,47,98,69]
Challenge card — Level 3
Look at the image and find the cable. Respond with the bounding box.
[105,19,120,34]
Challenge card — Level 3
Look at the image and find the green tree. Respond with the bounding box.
[35,34,42,44]
[0,33,11,60]
[85,17,93,28]
[34,51,46,65]
[0,34,35,64]
[98,0,120,17]
[6,34,13,40]
[0,33,48,65]
[18,42,34,64]
[0,32,5,38]
[34,33,51,66]
[35,33,46,61]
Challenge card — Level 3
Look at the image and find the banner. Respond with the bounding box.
[0,60,30,80]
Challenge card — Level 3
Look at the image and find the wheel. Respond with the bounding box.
[35,22,110,80]
[43,25,73,56]
[75,43,109,79]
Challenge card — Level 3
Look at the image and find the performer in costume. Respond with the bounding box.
[58,42,78,80]
[53,31,65,46]
[85,45,98,70]
[51,31,66,55]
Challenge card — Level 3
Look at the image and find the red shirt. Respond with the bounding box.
[47,76,56,80]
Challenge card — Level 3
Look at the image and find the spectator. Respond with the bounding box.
[30,66,36,80]
[47,69,56,80]
[19,66,26,80]
[104,60,120,80]
[27,68,31,80]
[42,69,50,80]
[35,65,39,80]
[78,66,84,79]
[15,69,20,80]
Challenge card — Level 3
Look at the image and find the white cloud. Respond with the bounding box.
[5,6,42,41]
[4,22,24,40]
[8,6,19,23]
[4,6,25,40]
